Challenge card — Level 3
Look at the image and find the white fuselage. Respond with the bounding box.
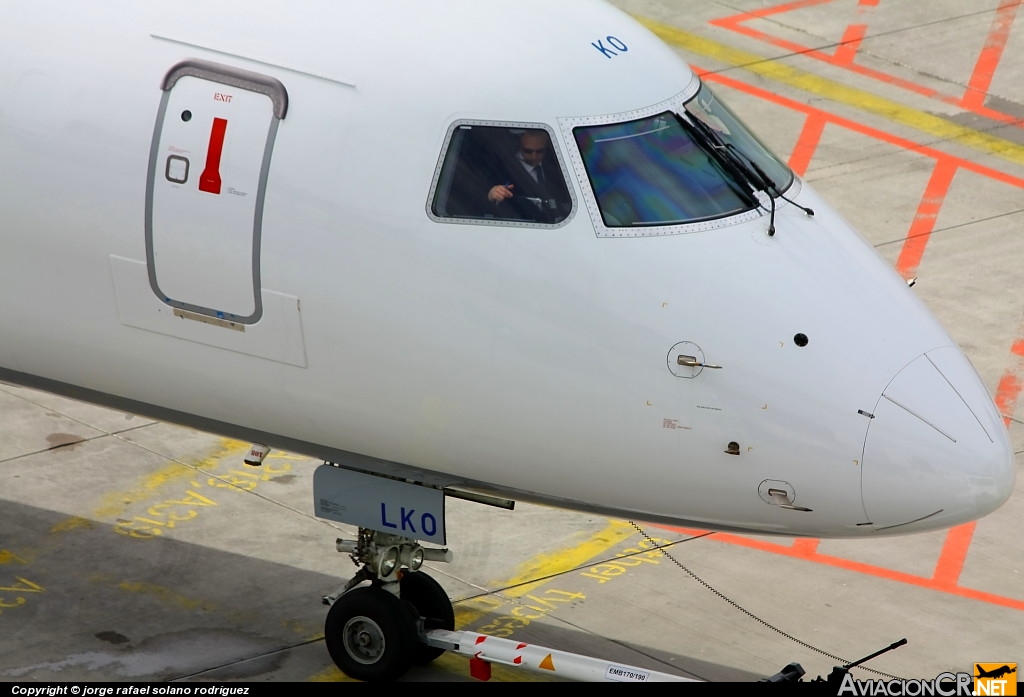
[0,0,1014,537]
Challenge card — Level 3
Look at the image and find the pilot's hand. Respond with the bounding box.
[488,184,514,203]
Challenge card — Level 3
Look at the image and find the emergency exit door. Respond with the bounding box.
[146,59,288,324]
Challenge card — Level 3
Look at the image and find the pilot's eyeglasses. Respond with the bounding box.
[521,148,547,155]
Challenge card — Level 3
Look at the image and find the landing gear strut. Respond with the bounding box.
[322,527,454,681]
[400,569,456,664]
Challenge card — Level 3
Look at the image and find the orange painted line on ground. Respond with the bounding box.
[787,114,827,176]
[994,337,1024,427]
[678,25,1024,614]
[931,523,976,587]
[699,68,1024,190]
[858,0,880,7]
[894,158,959,280]
[833,24,867,65]
[713,17,876,73]
[961,0,1022,111]
[664,526,1024,611]
[711,2,944,103]
[710,0,831,27]
[791,538,820,554]
[712,1,1024,129]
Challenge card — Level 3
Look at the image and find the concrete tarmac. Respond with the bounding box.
[2,0,1022,684]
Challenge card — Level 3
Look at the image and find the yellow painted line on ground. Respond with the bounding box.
[455,518,637,626]
[0,549,27,565]
[446,519,640,681]
[635,16,1024,168]
[116,580,216,612]
[50,516,94,534]
[92,437,249,518]
[309,667,358,683]
[85,438,637,682]
[312,519,639,682]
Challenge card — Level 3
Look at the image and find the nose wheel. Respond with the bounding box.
[322,528,456,681]
[325,585,419,681]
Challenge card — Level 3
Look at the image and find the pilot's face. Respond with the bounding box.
[519,133,548,167]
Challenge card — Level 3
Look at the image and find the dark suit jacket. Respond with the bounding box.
[491,154,571,224]
[446,129,571,224]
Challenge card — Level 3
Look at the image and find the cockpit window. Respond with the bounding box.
[573,113,751,227]
[684,85,793,200]
[572,82,793,228]
[429,124,573,226]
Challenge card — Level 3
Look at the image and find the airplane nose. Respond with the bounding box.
[861,347,1015,532]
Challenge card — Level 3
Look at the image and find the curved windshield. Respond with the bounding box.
[573,82,793,228]
[684,83,793,198]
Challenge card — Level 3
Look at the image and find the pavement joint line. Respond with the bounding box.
[96,441,335,525]
[0,385,161,464]
[0,428,139,466]
[872,208,1024,251]
[699,68,1024,192]
[634,15,1024,169]
[454,519,638,629]
[710,1,1024,127]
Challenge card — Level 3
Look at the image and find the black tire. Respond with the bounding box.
[400,571,455,664]
[324,586,417,681]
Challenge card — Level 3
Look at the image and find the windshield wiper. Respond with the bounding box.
[675,112,761,212]
[721,139,815,230]
[680,111,812,236]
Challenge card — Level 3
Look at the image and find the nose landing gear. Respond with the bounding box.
[322,527,454,681]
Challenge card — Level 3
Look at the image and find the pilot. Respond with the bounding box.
[485,129,570,223]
